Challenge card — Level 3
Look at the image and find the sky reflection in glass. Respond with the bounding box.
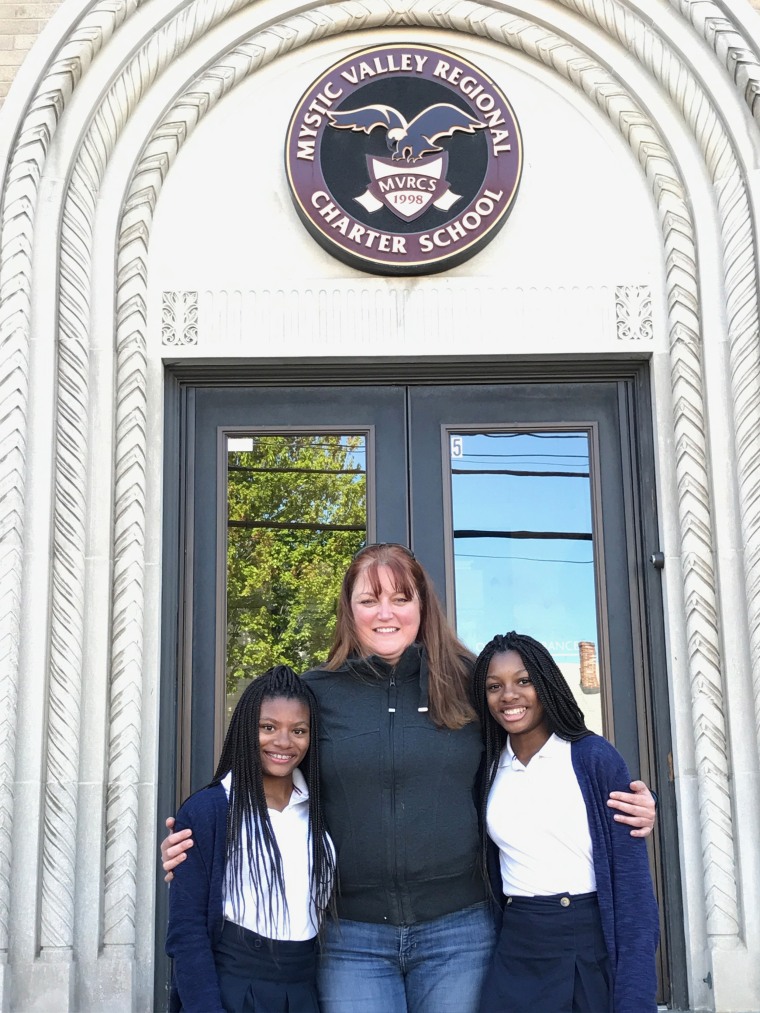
[450,430,603,733]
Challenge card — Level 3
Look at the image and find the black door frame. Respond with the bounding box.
[155,356,687,1011]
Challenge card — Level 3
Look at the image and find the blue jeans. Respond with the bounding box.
[317,902,497,1013]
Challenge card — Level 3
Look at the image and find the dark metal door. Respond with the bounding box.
[182,380,650,783]
[408,382,642,769]
[187,384,409,789]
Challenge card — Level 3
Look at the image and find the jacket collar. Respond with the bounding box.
[344,643,430,713]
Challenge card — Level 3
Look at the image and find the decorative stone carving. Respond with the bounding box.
[615,285,653,340]
[714,166,760,771]
[162,291,199,345]
[672,0,760,123]
[0,0,139,958]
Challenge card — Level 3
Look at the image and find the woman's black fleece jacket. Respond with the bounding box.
[301,644,486,925]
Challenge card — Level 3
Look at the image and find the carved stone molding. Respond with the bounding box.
[0,0,145,956]
[715,164,760,763]
[168,284,631,350]
[37,0,257,951]
[615,285,653,340]
[670,0,760,123]
[561,0,760,934]
[162,291,199,345]
[0,0,172,961]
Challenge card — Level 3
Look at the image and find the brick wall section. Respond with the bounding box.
[0,1,64,104]
[0,0,760,106]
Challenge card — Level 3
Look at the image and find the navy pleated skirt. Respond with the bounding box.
[478,892,611,1013]
[212,920,319,1013]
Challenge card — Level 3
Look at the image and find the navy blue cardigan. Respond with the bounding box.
[165,783,228,1013]
[570,734,659,1012]
[488,734,659,1012]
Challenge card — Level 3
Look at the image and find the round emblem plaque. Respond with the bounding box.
[285,44,523,275]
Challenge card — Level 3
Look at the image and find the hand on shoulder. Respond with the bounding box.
[161,815,193,882]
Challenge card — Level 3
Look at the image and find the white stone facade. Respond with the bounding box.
[1,1,760,1011]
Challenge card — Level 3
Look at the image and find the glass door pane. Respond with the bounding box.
[448,429,604,734]
[224,433,367,726]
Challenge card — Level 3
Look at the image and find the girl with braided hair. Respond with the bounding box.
[166,665,335,1013]
[473,632,659,1013]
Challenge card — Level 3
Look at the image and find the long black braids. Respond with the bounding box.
[472,632,591,889]
[211,665,336,935]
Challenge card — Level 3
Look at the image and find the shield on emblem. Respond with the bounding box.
[354,152,461,222]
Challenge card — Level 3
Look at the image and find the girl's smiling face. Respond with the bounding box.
[258,696,310,782]
[485,650,551,752]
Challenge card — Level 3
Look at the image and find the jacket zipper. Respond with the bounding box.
[388,671,400,922]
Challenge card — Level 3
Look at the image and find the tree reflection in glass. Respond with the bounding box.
[225,434,366,724]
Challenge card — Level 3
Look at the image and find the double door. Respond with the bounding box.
[185,380,654,789]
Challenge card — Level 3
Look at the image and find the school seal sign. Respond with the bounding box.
[285,45,523,275]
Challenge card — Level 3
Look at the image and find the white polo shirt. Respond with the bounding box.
[221,768,331,940]
[486,733,596,897]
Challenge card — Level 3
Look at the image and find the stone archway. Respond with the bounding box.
[1,2,759,1009]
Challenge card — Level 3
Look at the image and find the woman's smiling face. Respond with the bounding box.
[350,564,422,665]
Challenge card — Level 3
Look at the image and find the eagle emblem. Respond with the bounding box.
[327,102,487,162]
[327,103,487,221]
[285,43,523,273]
